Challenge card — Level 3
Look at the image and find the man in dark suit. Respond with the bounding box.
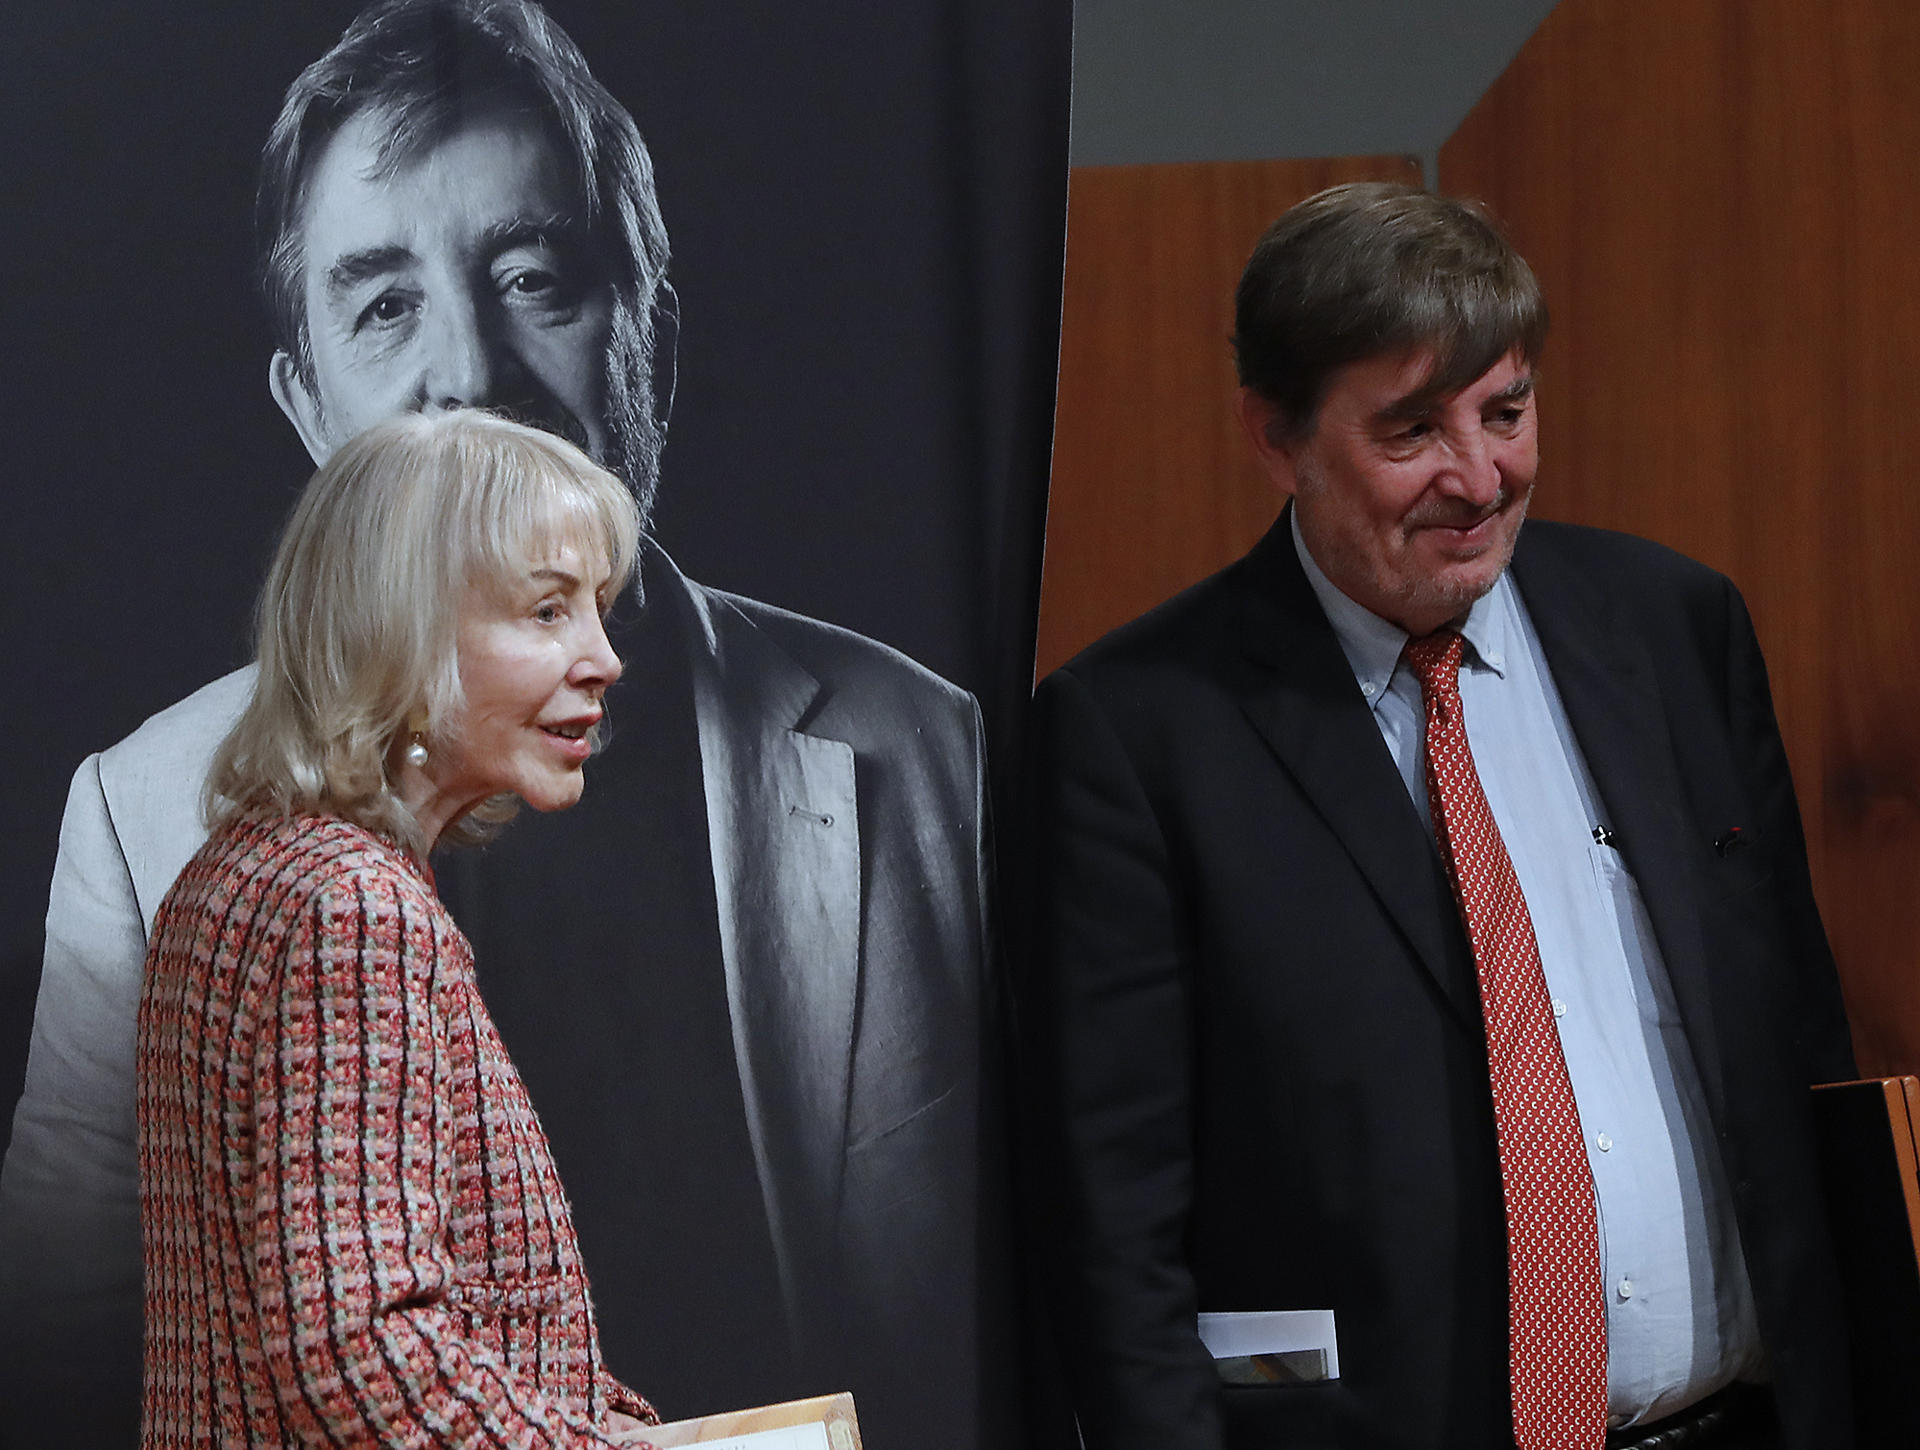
[1027,183,1855,1450]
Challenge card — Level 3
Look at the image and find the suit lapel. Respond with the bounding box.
[1234,517,1482,1028]
[1510,533,1727,1113]
[655,549,860,1327]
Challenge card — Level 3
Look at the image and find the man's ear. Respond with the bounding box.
[1233,386,1302,495]
[646,279,679,434]
[268,352,331,465]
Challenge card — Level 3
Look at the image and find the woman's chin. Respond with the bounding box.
[523,773,589,814]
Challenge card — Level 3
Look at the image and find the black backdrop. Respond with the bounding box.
[0,0,1068,1145]
[0,2,1069,1443]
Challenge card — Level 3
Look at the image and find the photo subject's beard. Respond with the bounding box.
[306,304,663,538]
[599,298,664,538]
[488,395,596,456]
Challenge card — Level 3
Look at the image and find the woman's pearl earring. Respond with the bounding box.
[403,710,430,768]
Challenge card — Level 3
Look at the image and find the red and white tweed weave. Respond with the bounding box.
[138,812,656,1449]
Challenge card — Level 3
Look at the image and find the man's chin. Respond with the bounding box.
[1385,550,1515,633]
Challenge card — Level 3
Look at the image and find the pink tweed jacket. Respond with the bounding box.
[137,811,656,1448]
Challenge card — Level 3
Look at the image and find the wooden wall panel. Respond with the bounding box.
[1036,155,1419,679]
[1441,0,1920,1074]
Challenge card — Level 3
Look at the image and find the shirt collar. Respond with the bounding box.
[1289,505,1513,713]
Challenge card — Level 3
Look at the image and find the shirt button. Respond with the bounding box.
[1596,1133,1613,1152]
[1361,680,1379,698]
[1551,998,1566,1018]
[1618,1277,1634,1300]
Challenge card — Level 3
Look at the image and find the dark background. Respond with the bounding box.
[0,1,1070,1133]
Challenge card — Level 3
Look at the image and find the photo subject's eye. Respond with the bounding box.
[354,289,417,334]
[494,245,586,317]
[32,7,1077,1449]
[503,267,558,298]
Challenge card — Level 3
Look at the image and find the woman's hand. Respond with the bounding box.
[605,1409,660,1445]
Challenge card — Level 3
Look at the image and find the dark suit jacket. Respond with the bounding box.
[1026,513,1856,1450]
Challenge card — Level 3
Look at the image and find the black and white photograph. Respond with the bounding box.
[0,2,1070,1445]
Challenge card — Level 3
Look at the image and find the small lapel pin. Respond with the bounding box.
[1591,825,1617,848]
[1714,826,1745,856]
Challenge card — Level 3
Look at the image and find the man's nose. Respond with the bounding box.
[1439,429,1503,504]
[418,291,503,413]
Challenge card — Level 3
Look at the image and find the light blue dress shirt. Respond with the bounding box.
[1290,514,1762,1428]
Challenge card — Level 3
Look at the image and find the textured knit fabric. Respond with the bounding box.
[137,811,656,1449]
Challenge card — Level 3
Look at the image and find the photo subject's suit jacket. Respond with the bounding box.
[0,544,999,1450]
[1029,513,1856,1450]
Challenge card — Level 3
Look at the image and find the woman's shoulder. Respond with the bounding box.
[183,810,439,924]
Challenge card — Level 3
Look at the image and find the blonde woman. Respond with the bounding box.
[139,411,658,1448]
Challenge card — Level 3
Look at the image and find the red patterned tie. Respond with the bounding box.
[1403,630,1607,1450]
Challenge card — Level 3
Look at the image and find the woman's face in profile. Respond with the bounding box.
[427,539,623,821]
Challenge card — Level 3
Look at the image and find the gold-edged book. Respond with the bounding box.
[612,1392,862,1450]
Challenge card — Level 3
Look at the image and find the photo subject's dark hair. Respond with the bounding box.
[257,0,669,385]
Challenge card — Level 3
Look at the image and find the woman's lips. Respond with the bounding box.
[538,715,599,763]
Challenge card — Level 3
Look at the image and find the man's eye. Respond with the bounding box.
[356,292,415,330]
[534,601,563,624]
[498,266,578,308]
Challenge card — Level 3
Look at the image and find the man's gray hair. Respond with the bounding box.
[257,0,672,513]
[1233,182,1547,437]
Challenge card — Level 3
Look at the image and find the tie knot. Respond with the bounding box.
[1404,629,1466,695]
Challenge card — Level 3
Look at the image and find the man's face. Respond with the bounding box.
[271,105,618,464]
[1241,348,1539,636]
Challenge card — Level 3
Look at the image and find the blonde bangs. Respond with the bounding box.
[455,449,641,612]
[207,410,641,854]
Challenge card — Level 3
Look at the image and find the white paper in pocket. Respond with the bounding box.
[1197,1309,1339,1383]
